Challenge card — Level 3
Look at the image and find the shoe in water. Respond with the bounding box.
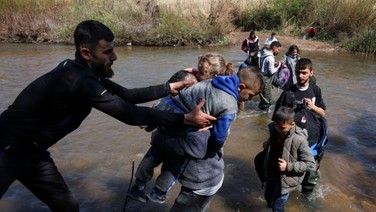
[127,184,147,203]
[147,188,167,204]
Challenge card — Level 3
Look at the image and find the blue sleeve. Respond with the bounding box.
[211,114,236,148]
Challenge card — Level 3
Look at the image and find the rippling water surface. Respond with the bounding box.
[0,43,375,212]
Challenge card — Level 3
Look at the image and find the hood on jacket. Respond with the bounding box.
[292,125,308,139]
[261,48,273,58]
[211,74,239,100]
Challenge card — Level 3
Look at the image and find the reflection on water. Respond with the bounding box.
[0,43,376,212]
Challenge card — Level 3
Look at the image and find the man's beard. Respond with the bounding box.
[91,60,114,78]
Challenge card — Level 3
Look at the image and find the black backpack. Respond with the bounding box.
[254,142,269,188]
[286,91,329,160]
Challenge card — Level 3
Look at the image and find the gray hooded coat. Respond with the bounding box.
[265,122,316,195]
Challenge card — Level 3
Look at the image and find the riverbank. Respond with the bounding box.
[0,30,344,53]
[228,31,344,53]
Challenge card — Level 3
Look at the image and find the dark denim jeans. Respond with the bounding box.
[170,187,213,212]
[264,178,290,212]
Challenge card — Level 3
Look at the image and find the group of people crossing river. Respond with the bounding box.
[0,20,327,212]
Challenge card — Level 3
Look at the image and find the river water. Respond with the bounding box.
[0,43,375,212]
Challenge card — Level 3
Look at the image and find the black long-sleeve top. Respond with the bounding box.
[0,59,184,151]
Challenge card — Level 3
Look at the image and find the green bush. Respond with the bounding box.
[240,0,311,31]
[346,29,376,54]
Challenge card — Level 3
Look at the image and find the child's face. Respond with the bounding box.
[238,83,257,102]
[296,67,312,86]
[274,120,295,136]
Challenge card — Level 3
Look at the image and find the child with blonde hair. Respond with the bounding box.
[183,52,236,81]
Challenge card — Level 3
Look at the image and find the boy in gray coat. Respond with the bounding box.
[263,106,315,211]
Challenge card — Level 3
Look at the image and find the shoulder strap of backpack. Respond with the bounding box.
[260,54,272,72]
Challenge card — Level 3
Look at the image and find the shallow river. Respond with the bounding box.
[0,43,375,212]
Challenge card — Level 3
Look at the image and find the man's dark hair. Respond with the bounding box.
[273,106,295,123]
[270,41,282,48]
[74,20,115,59]
[296,58,313,71]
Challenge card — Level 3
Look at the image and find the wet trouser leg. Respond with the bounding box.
[134,146,164,187]
[155,157,189,193]
[259,75,273,110]
[0,150,79,212]
[301,159,320,194]
[170,187,213,212]
[0,150,20,198]
[264,178,289,212]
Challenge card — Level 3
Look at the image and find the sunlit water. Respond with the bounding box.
[0,43,375,212]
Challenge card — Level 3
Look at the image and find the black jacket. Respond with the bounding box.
[0,59,183,152]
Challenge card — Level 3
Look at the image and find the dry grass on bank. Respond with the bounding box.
[0,0,375,53]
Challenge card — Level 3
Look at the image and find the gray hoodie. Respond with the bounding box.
[156,74,240,149]
[260,48,278,76]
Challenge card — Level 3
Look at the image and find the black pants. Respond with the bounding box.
[0,150,79,212]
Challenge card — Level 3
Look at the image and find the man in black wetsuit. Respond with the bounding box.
[0,20,215,211]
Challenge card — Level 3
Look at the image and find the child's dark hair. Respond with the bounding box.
[237,65,264,93]
[168,70,191,83]
[236,66,264,113]
[296,58,313,71]
[273,106,295,123]
[168,70,197,84]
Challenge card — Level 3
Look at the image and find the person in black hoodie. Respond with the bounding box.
[0,20,215,211]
